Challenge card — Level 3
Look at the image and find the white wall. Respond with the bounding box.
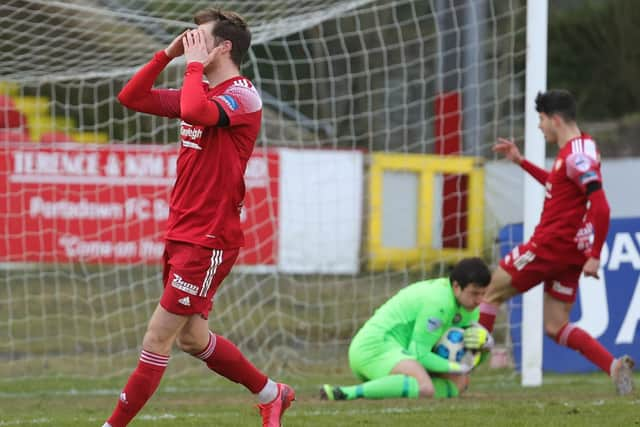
[485,158,640,227]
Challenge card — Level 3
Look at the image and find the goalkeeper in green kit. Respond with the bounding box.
[321,257,493,400]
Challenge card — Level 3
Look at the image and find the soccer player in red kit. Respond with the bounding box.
[477,89,634,395]
[102,8,294,427]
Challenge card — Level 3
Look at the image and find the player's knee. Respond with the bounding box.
[142,330,173,354]
[175,332,201,354]
[543,320,563,339]
[484,269,514,304]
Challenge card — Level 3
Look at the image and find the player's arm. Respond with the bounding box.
[117,32,185,117]
[409,306,471,374]
[566,152,611,277]
[179,29,230,127]
[494,137,549,185]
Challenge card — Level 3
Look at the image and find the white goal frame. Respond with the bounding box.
[521,0,548,387]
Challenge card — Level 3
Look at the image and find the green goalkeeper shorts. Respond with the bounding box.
[348,327,417,381]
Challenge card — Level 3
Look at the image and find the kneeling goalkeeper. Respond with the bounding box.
[321,257,493,400]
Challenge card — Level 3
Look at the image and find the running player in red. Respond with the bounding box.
[478,89,634,395]
[102,8,293,427]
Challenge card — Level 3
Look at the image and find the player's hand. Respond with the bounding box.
[450,360,474,375]
[460,351,482,369]
[493,138,523,164]
[463,323,494,351]
[582,257,600,279]
[183,29,223,68]
[165,30,188,59]
[183,29,208,64]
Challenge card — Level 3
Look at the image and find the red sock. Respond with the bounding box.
[195,331,268,393]
[555,323,614,374]
[478,302,499,332]
[107,350,169,427]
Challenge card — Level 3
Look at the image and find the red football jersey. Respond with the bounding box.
[530,133,602,264]
[166,76,261,249]
[118,52,262,249]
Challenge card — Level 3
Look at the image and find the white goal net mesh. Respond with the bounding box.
[0,0,526,379]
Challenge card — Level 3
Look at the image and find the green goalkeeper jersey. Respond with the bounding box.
[358,277,478,373]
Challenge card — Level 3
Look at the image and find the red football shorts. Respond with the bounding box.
[500,241,583,303]
[160,240,239,319]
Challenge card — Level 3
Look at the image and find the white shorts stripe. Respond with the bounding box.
[200,249,223,297]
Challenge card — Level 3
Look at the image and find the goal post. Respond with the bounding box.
[521,0,548,387]
[0,0,529,379]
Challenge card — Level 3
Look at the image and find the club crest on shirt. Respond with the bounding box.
[427,317,443,331]
[452,313,462,324]
[573,154,591,172]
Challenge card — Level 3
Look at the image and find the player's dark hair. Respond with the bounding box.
[535,89,577,122]
[450,257,491,289]
[194,8,251,68]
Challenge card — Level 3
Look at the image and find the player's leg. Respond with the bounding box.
[178,315,285,403]
[104,305,188,427]
[479,242,544,332]
[391,360,465,398]
[171,243,293,425]
[322,334,461,400]
[321,358,462,400]
[543,270,635,395]
[478,266,516,332]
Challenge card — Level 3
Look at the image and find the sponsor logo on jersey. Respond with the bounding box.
[180,123,203,139]
[178,296,191,306]
[171,273,199,295]
[427,317,442,331]
[179,121,204,150]
[579,170,598,184]
[219,94,239,111]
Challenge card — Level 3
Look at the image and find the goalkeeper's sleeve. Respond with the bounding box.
[411,345,470,374]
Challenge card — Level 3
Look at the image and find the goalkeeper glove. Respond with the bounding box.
[449,361,473,375]
[463,323,494,351]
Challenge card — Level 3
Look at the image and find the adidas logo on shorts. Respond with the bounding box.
[178,296,191,306]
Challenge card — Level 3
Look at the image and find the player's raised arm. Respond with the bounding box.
[494,137,549,185]
[117,32,185,117]
[179,29,228,127]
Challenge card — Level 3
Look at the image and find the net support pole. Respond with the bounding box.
[521,0,548,387]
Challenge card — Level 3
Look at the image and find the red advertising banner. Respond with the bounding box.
[0,143,278,266]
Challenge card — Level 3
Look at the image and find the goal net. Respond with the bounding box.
[0,0,526,379]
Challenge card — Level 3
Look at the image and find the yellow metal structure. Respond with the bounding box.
[368,153,484,270]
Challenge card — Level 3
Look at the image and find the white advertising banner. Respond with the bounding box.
[278,148,363,274]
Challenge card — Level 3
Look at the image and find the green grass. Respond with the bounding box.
[3,265,636,425]
[1,369,638,426]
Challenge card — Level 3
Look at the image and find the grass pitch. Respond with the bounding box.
[1,368,638,426]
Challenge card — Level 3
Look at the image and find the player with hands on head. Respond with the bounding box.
[321,257,493,401]
[479,89,634,395]
[102,7,293,427]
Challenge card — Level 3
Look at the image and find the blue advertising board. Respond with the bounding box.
[500,218,640,373]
